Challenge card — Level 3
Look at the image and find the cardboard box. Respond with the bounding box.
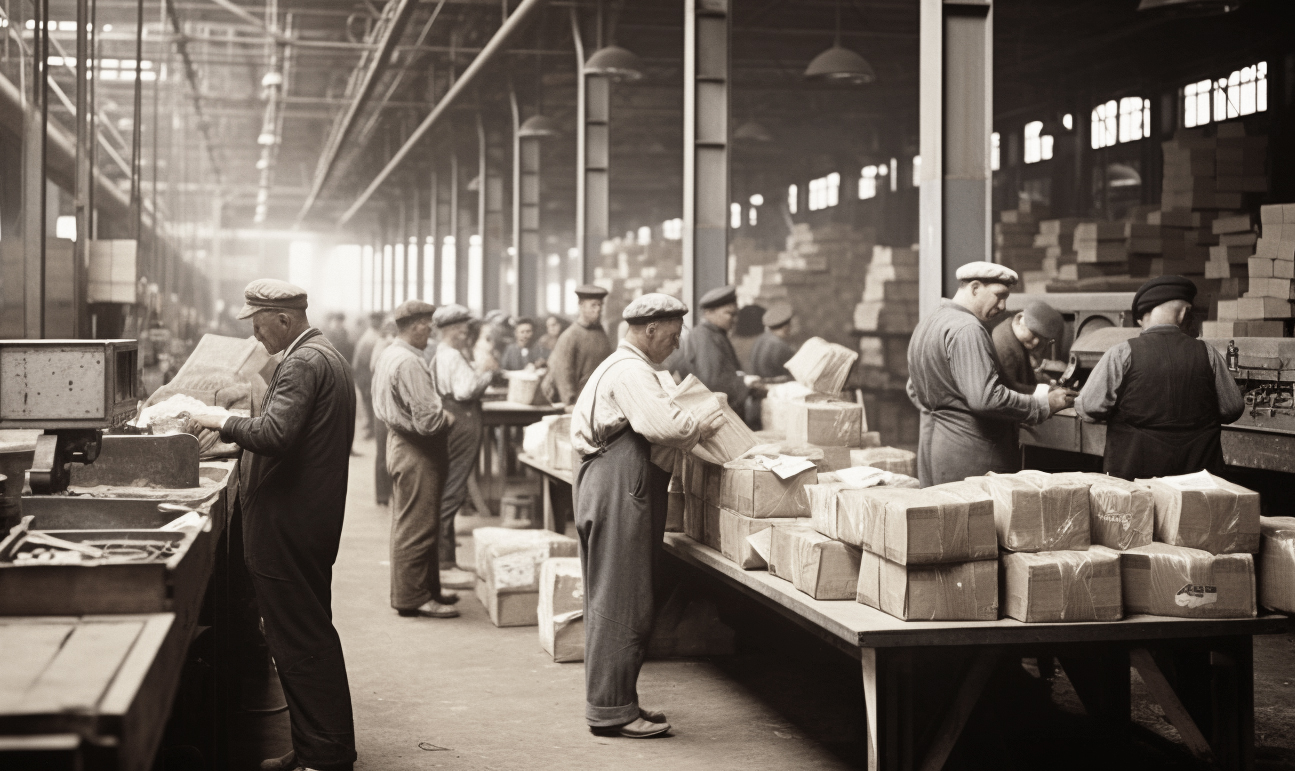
[767,526,862,600]
[785,400,864,447]
[1122,543,1256,618]
[832,483,998,565]
[1054,472,1154,550]
[745,440,851,472]
[538,558,584,662]
[544,415,573,471]
[785,336,859,394]
[684,493,706,543]
[857,552,999,621]
[719,508,800,569]
[666,490,685,533]
[719,456,817,518]
[472,527,579,595]
[476,581,540,627]
[1140,471,1261,554]
[967,470,1091,552]
[1002,547,1123,623]
[849,446,917,477]
[1258,516,1295,613]
[671,375,759,464]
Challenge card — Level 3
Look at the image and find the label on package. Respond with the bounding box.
[1175,583,1219,608]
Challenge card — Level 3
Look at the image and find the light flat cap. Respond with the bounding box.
[394,299,436,323]
[623,293,688,324]
[433,303,473,327]
[955,261,1019,287]
[1133,275,1197,317]
[1022,301,1064,341]
[237,278,308,319]
[574,284,608,299]
[699,284,738,309]
[762,304,794,329]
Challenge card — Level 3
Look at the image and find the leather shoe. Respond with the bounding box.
[259,750,296,771]
[440,567,475,590]
[640,707,666,723]
[435,591,460,605]
[397,600,459,619]
[590,717,670,738]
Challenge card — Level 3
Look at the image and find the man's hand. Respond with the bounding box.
[743,374,768,397]
[191,413,226,431]
[697,394,726,440]
[1048,387,1077,414]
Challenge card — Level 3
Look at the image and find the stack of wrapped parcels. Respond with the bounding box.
[520,413,572,471]
[472,528,578,627]
[537,557,584,662]
[1259,516,1295,613]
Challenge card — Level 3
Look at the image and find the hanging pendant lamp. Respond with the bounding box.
[804,0,875,85]
[583,45,644,82]
[518,114,561,138]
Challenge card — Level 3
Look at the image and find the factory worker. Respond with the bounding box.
[352,311,386,440]
[748,304,797,381]
[992,300,1064,395]
[190,279,356,771]
[372,300,460,619]
[572,293,724,739]
[907,262,1074,487]
[500,316,546,370]
[1075,275,1244,480]
[432,304,497,589]
[677,285,765,424]
[543,285,615,405]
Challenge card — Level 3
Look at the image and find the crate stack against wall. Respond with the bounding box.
[851,245,921,448]
[592,235,684,329]
[735,222,874,349]
[1210,204,1295,337]
[993,205,1050,289]
[1033,217,1081,289]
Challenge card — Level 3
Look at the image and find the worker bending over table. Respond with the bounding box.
[677,285,766,427]
[992,300,1064,394]
[544,284,615,406]
[907,262,1074,487]
[372,300,460,619]
[571,293,724,739]
[1075,275,1245,479]
[192,279,357,771]
[432,304,497,590]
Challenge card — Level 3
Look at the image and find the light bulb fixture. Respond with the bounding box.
[583,45,643,82]
[261,71,283,88]
[804,0,875,85]
[518,114,561,138]
[257,132,277,146]
[734,121,773,143]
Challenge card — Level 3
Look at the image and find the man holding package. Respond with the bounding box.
[1075,275,1244,479]
[544,285,615,405]
[572,293,724,739]
[907,262,1074,487]
[677,285,766,423]
[372,300,460,619]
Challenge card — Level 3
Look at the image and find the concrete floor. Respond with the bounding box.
[231,433,1295,771]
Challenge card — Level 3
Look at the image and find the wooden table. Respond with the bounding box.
[480,400,563,427]
[664,533,1289,771]
[516,453,573,533]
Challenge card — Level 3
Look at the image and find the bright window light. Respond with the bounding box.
[808,173,840,211]
[1023,123,1053,163]
[889,158,898,192]
[731,202,742,229]
[749,193,764,207]
[1091,100,1118,149]
[56,215,77,241]
[748,207,757,227]
[1118,97,1150,143]
[912,156,921,187]
[1062,113,1073,131]
[788,184,798,214]
[637,225,651,244]
[440,236,456,306]
[858,166,878,200]
[662,218,683,240]
[991,132,1001,171]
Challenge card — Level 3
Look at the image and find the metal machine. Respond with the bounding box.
[1005,292,1137,364]
[0,340,140,494]
[1203,336,1295,435]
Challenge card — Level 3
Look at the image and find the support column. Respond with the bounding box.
[23,0,50,337]
[918,0,993,318]
[412,185,423,300]
[477,114,505,314]
[515,128,541,318]
[452,152,467,306]
[579,73,609,286]
[683,0,730,326]
[73,0,91,337]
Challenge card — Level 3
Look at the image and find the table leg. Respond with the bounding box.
[542,477,555,532]
[862,648,914,771]
[1210,636,1255,771]
[917,649,999,771]
[1058,650,1131,725]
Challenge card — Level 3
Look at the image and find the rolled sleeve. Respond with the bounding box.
[1074,344,1129,423]
[397,359,449,435]
[1206,344,1245,423]
[613,371,701,451]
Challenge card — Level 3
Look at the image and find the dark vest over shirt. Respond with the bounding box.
[1105,326,1224,480]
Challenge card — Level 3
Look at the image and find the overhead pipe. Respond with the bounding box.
[338,0,549,226]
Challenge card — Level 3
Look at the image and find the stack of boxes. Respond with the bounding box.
[472,527,579,627]
[1034,218,1081,288]
[1072,222,1129,281]
[591,234,684,330]
[994,205,1050,278]
[1214,206,1295,336]
[854,245,919,392]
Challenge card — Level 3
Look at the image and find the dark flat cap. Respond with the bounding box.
[237,278,308,319]
[394,299,436,323]
[574,284,608,299]
[1133,275,1197,317]
[433,303,473,327]
[623,293,688,324]
[699,284,738,309]
[762,304,794,329]
[1022,301,1063,341]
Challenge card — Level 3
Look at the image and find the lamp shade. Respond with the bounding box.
[734,121,773,142]
[804,45,875,85]
[518,114,561,138]
[583,45,644,82]
[1107,163,1142,188]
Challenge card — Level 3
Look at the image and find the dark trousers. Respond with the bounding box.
[575,429,669,727]
[374,420,393,504]
[387,429,448,609]
[439,400,481,566]
[245,510,356,770]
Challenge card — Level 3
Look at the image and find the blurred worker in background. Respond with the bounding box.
[992,301,1064,395]
[370,317,398,506]
[352,311,385,440]
[907,262,1074,487]
[572,293,724,739]
[543,285,614,406]
[501,317,546,370]
[538,314,567,359]
[323,312,355,368]
[372,300,459,620]
[677,285,765,426]
[432,304,498,589]
[744,304,796,428]
[1075,276,1244,480]
[192,279,357,771]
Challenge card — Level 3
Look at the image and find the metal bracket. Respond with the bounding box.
[26,429,103,495]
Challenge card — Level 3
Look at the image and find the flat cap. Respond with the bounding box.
[237,278,308,319]
[699,284,738,309]
[574,284,608,300]
[762,304,794,329]
[1022,301,1064,341]
[955,261,1019,287]
[1133,275,1197,317]
[433,303,473,327]
[393,299,436,323]
[623,293,689,324]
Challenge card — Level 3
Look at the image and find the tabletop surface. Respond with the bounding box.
[663,534,1290,650]
[517,453,574,485]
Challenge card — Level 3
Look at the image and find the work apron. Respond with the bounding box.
[439,397,482,566]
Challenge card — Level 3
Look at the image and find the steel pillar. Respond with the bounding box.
[918,0,993,318]
[515,130,542,318]
[578,72,609,286]
[477,114,505,314]
[73,0,91,337]
[452,152,467,306]
[24,0,50,337]
[683,0,730,326]
[412,184,423,300]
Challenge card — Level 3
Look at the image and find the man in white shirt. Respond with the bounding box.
[571,293,723,739]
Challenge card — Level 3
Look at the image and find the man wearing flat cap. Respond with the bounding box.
[190,279,357,771]
[372,300,460,619]
[1076,275,1244,480]
[572,292,724,739]
[543,284,615,406]
[749,304,797,381]
[676,285,765,426]
[992,300,1065,395]
[431,304,498,588]
[907,262,1074,487]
